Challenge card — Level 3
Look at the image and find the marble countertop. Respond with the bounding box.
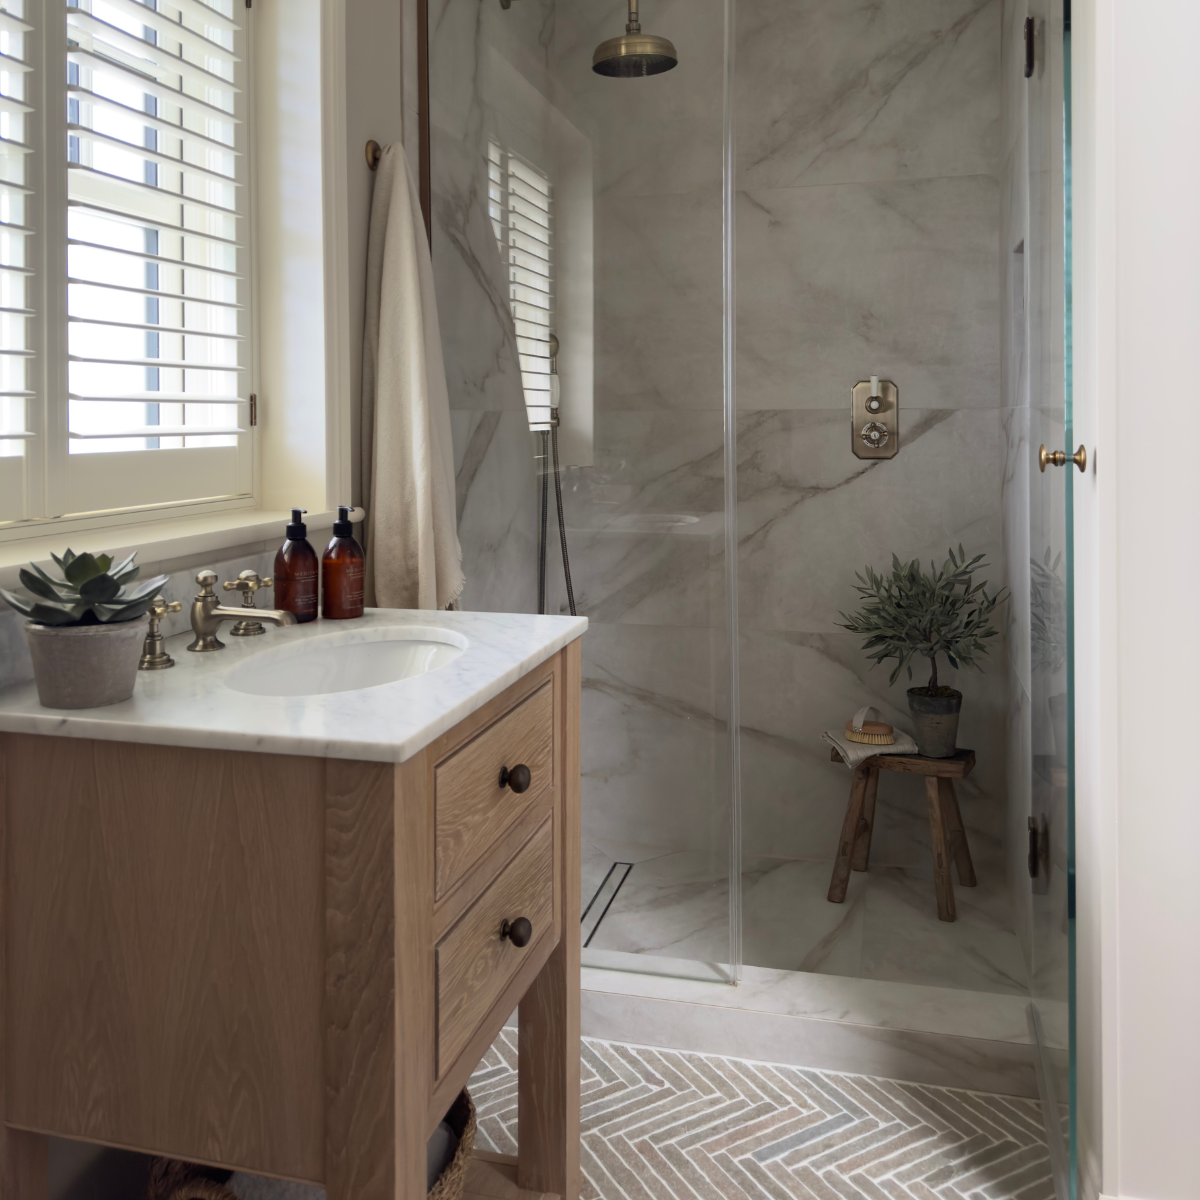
[0,608,587,763]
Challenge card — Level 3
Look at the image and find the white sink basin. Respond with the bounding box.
[224,626,468,698]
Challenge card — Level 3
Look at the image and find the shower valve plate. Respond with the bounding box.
[851,380,899,460]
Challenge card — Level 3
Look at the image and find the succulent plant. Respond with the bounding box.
[0,549,169,626]
[837,546,1007,692]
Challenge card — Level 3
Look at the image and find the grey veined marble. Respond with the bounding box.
[737,0,1001,191]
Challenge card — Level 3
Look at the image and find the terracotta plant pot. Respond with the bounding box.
[24,620,145,709]
[907,687,962,758]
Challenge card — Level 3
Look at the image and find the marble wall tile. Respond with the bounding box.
[431,48,543,615]
[429,0,555,149]
[737,0,1001,193]
[450,411,539,614]
[737,175,1002,411]
[540,409,727,625]
[580,622,730,859]
[594,191,723,413]
[736,407,1008,634]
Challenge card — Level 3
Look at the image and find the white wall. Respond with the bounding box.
[1074,1,1200,1197]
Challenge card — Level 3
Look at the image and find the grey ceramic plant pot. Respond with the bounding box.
[24,620,145,709]
[907,687,963,758]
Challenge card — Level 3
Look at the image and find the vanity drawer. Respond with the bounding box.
[434,677,555,900]
[435,815,556,1076]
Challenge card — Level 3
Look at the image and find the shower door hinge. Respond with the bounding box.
[249,393,258,426]
[1028,814,1050,893]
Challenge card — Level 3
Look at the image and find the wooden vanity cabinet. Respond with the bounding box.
[0,640,582,1200]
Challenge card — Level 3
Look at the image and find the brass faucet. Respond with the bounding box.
[187,569,298,652]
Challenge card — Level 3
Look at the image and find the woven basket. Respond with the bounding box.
[146,1158,236,1200]
[430,1089,477,1200]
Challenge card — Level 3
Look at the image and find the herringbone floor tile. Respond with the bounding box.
[468,1033,1055,1200]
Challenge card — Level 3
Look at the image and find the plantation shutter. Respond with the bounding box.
[0,1,35,517]
[488,141,555,431]
[63,0,250,509]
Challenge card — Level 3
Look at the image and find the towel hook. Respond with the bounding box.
[365,140,382,171]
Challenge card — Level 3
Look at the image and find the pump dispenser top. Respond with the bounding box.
[287,508,308,539]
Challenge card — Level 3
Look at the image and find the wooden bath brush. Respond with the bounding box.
[844,704,895,745]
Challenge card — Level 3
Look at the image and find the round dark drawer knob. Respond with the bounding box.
[501,917,533,947]
[499,764,532,794]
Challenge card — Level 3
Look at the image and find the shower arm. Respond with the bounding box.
[626,0,641,33]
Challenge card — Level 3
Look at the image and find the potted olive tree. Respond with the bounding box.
[837,546,1005,757]
[1,550,168,709]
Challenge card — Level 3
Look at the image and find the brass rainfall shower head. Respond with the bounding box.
[592,0,677,77]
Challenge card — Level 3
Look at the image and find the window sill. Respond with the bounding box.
[0,508,345,590]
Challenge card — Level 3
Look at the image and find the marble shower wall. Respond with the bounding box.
[733,0,1011,894]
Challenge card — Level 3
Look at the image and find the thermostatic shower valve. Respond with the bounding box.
[851,377,899,460]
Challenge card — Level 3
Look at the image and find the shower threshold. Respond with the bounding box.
[579,950,1067,1102]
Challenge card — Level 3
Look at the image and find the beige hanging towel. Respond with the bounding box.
[361,143,465,610]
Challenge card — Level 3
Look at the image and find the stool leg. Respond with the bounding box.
[924,776,956,922]
[939,778,977,887]
[851,766,879,872]
[828,765,869,903]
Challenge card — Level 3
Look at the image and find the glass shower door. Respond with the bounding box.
[1024,2,1074,1195]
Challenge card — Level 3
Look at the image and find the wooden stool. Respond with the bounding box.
[826,747,977,922]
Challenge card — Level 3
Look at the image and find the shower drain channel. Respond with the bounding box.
[581,861,633,947]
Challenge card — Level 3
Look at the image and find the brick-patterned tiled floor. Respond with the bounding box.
[468,1031,1058,1200]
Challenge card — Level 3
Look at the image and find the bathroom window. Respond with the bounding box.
[0,0,252,525]
[487,141,555,431]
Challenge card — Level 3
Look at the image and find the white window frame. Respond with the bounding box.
[0,0,354,561]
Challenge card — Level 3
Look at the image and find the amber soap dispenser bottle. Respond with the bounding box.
[322,506,365,619]
[274,508,319,623]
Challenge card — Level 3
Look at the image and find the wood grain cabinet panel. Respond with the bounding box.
[434,679,555,900]
[435,816,555,1077]
[2,736,326,1180]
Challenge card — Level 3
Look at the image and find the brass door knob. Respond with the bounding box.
[501,917,532,947]
[1039,444,1087,473]
[499,764,532,793]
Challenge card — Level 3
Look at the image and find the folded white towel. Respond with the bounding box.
[361,143,464,611]
[822,727,920,770]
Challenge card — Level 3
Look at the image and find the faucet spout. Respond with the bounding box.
[187,569,299,653]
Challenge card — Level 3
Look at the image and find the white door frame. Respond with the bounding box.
[1073,2,1200,1197]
